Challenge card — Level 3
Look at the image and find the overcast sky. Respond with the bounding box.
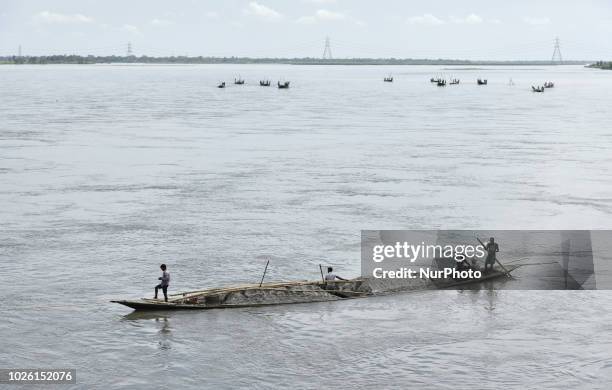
[1,0,611,60]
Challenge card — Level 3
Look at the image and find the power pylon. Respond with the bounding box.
[551,37,563,63]
[18,44,22,57]
[322,36,332,60]
[127,42,133,56]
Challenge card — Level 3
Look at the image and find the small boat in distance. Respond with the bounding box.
[278,81,290,89]
[259,80,271,86]
[449,79,460,85]
[477,78,488,85]
[508,78,515,86]
[544,82,555,88]
[437,79,446,86]
[384,75,393,82]
[532,86,545,93]
[234,76,245,85]
[217,82,226,88]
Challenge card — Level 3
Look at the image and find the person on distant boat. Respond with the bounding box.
[154,264,170,302]
[484,238,499,272]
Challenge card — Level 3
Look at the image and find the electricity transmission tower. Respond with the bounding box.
[18,44,22,57]
[322,36,332,60]
[127,42,133,56]
[551,37,563,63]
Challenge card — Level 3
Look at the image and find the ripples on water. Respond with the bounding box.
[1,64,612,389]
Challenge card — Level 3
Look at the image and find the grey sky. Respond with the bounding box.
[1,0,611,60]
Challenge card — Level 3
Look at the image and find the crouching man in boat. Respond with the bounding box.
[456,259,472,271]
[324,266,347,290]
[154,264,170,302]
[325,267,347,282]
[484,238,499,273]
[454,258,476,280]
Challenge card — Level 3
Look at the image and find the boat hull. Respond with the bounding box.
[112,280,367,311]
[431,265,517,288]
[111,296,345,311]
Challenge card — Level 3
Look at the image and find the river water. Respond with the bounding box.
[1,64,612,389]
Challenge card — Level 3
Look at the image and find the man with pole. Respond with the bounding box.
[476,236,510,276]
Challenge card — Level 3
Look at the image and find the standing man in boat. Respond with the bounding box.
[154,264,170,302]
[484,237,499,273]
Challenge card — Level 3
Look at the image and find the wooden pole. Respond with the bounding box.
[259,260,270,287]
[319,264,325,282]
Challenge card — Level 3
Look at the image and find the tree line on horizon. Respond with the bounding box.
[588,61,612,70]
[0,54,592,66]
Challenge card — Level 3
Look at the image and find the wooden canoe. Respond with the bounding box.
[112,279,369,311]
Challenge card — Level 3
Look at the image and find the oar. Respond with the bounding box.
[259,259,270,287]
[476,235,512,277]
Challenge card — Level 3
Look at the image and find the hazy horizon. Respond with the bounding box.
[1,0,611,61]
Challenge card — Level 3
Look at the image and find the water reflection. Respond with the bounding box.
[121,311,173,350]
[122,311,174,322]
[157,317,171,350]
[484,290,497,312]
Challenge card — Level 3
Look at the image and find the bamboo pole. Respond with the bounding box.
[259,260,270,287]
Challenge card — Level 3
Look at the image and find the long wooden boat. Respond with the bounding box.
[113,264,518,311]
[112,279,368,311]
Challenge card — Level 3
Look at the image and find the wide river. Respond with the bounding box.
[1,64,612,389]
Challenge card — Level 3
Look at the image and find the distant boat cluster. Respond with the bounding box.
[428,76,460,86]
[383,75,556,92]
[218,76,290,89]
[216,74,555,92]
[532,82,554,93]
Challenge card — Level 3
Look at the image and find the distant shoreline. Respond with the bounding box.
[0,55,591,66]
